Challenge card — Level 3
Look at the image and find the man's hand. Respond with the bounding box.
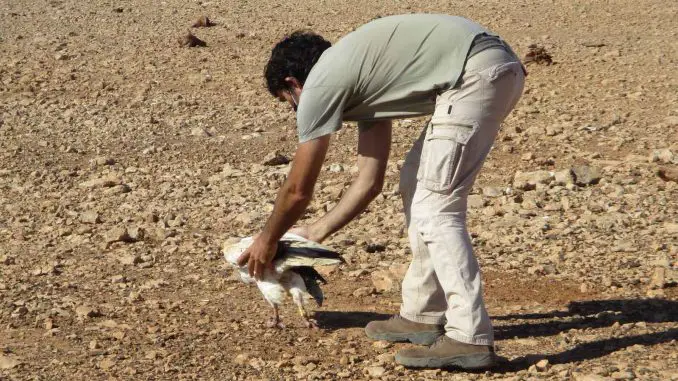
[236,236,278,280]
[235,135,331,280]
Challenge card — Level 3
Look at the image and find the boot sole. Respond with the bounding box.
[365,329,444,346]
[395,351,498,370]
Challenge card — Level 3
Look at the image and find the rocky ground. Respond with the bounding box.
[1,0,677,380]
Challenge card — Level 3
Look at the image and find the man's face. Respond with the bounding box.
[277,77,303,113]
[277,89,299,112]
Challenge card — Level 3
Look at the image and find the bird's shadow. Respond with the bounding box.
[315,310,390,330]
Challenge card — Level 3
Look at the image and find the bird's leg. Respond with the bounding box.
[297,305,319,329]
[266,305,285,329]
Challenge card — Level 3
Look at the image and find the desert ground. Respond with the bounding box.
[1,0,677,380]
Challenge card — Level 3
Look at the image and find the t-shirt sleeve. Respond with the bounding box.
[296,86,350,143]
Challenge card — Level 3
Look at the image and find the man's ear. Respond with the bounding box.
[284,77,302,90]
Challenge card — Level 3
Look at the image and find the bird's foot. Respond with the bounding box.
[304,318,319,329]
[265,318,285,329]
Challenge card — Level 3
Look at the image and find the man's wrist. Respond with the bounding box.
[309,222,329,243]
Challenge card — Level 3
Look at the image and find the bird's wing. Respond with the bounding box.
[273,233,344,272]
[223,233,344,274]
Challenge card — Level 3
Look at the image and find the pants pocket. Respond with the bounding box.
[416,118,478,193]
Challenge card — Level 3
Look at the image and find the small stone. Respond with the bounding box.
[329,163,345,173]
[535,359,550,371]
[521,152,535,161]
[546,124,564,136]
[0,355,21,370]
[111,275,127,283]
[192,15,215,28]
[118,254,142,266]
[572,165,602,186]
[80,176,120,189]
[371,270,398,292]
[75,305,101,320]
[554,169,574,185]
[364,243,386,253]
[99,358,115,370]
[352,287,375,297]
[89,340,100,350]
[127,226,145,241]
[79,211,101,224]
[467,194,485,209]
[104,226,132,245]
[649,267,666,289]
[366,366,386,378]
[513,170,553,190]
[179,32,206,47]
[262,151,290,166]
[375,352,395,364]
[1,254,15,265]
[573,373,612,381]
[234,353,250,365]
[664,222,678,234]
[92,156,115,166]
[482,186,503,197]
[610,370,634,380]
[372,340,392,349]
[190,127,211,137]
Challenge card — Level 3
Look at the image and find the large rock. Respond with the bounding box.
[554,169,575,185]
[0,355,21,370]
[649,148,675,164]
[371,270,398,293]
[572,165,602,186]
[467,194,486,209]
[371,263,408,292]
[80,176,120,189]
[513,170,553,190]
[262,151,290,166]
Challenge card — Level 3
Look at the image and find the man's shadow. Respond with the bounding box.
[493,299,678,372]
[317,299,678,372]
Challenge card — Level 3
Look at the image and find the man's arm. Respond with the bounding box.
[306,120,392,242]
[238,134,330,278]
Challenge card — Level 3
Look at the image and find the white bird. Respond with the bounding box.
[223,233,344,329]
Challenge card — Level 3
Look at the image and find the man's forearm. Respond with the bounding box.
[311,176,381,242]
[257,135,330,245]
[260,180,312,244]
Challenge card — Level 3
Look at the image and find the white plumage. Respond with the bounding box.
[223,233,343,328]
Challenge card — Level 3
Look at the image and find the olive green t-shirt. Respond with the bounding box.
[296,14,494,142]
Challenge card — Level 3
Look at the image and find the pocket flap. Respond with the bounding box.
[426,118,478,145]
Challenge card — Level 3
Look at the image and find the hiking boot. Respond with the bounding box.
[365,314,444,345]
[395,335,498,370]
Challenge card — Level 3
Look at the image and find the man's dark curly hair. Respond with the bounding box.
[264,31,332,97]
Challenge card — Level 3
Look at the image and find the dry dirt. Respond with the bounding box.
[1,0,677,380]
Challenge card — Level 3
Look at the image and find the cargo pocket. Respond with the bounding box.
[415,118,478,193]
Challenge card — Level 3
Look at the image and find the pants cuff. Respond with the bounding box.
[445,331,494,346]
[399,308,446,325]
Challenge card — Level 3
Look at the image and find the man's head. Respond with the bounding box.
[264,31,332,111]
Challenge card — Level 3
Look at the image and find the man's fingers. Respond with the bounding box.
[248,256,256,277]
[237,250,250,267]
[254,261,265,281]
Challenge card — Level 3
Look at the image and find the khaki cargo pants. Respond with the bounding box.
[398,48,525,346]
